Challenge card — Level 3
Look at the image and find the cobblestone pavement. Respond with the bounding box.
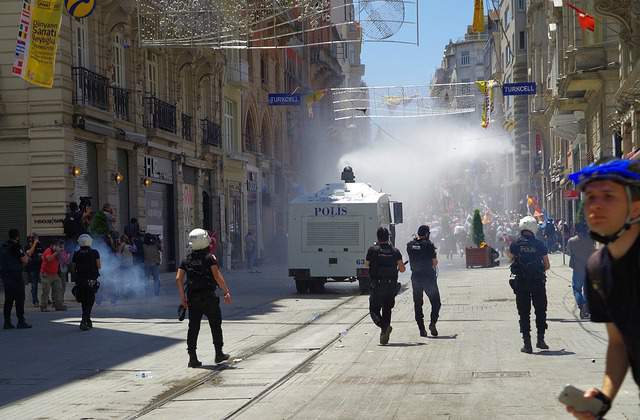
[0,256,638,419]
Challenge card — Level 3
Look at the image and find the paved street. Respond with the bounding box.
[0,255,638,419]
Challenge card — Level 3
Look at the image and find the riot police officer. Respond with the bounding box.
[176,229,232,367]
[509,216,550,354]
[407,225,440,337]
[366,227,405,345]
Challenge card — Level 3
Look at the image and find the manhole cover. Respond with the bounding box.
[472,371,530,379]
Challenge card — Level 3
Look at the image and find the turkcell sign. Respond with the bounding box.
[314,207,348,216]
[268,93,302,106]
[502,82,537,96]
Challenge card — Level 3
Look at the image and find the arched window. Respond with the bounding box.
[112,32,126,87]
[261,117,271,156]
[245,111,256,153]
[72,18,88,68]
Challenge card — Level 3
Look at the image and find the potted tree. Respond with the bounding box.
[465,209,491,268]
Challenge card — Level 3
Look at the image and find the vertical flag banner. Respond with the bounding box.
[566,3,595,32]
[472,0,484,33]
[12,0,64,88]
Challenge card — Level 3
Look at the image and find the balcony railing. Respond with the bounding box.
[72,67,109,110]
[201,118,221,147]
[143,96,177,133]
[112,86,130,121]
[181,113,193,141]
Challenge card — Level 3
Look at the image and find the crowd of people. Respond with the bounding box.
[0,199,180,331]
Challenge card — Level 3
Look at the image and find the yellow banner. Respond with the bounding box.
[13,0,64,88]
[472,0,484,33]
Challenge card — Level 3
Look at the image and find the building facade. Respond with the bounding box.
[0,1,362,269]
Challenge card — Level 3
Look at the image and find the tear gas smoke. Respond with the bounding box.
[335,116,515,242]
[82,238,149,300]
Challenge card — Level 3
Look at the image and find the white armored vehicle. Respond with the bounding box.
[287,167,403,294]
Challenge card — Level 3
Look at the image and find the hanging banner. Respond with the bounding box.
[11,0,64,88]
[475,80,493,128]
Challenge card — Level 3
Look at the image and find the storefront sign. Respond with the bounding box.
[268,93,301,106]
[183,183,195,235]
[33,217,64,226]
[145,155,173,183]
[64,0,96,18]
[502,82,537,96]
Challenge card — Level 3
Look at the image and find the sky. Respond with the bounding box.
[361,0,476,86]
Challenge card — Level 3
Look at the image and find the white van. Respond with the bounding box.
[287,168,402,294]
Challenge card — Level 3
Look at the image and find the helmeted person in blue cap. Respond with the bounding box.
[566,158,640,419]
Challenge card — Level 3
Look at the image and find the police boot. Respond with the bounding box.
[417,321,428,337]
[521,335,532,354]
[214,345,230,364]
[16,319,32,329]
[429,322,438,337]
[188,351,202,368]
[536,333,549,350]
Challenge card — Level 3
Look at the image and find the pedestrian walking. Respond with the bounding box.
[143,233,162,296]
[72,234,101,331]
[366,227,405,345]
[566,223,595,319]
[124,218,140,240]
[2,229,31,329]
[176,228,232,368]
[406,225,441,337]
[566,158,640,419]
[245,231,258,273]
[509,216,550,354]
[25,233,44,306]
[40,239,67,312]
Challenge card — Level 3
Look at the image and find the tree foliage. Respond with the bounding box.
[472,209,485,247]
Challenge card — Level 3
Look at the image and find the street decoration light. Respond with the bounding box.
[136,0,418,49]
[331,81,498,123]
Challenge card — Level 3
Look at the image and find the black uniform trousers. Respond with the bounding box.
[187,290,223,353]
[412,274,441,325]
[75,280,96,322]
[514,277,547,338]
[369,279,396,330]
[3,276,26,323]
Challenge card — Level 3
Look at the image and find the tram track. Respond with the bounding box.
[127,293,369,420]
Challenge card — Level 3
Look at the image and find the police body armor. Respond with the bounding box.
[185,251,216,294]
[510,236,545,282]
[369,245,397,281]
[407,239,435,278]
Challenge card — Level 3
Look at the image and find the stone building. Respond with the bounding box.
[525,0,621,222]
[0,1,361,269]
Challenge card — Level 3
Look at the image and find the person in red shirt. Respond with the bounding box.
[40,240,67,311]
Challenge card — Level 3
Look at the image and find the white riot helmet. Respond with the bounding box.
[78,234,93,247]
[188,228,210,251]
[519,216,539,234]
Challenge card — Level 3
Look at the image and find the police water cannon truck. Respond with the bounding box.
[288,167,403,294]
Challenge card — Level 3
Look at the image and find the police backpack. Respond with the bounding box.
[369,245,398,280]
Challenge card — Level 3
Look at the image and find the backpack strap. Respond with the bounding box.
[586,248,608,303]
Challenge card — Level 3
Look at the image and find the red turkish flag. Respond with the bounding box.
[567,3,595,32]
